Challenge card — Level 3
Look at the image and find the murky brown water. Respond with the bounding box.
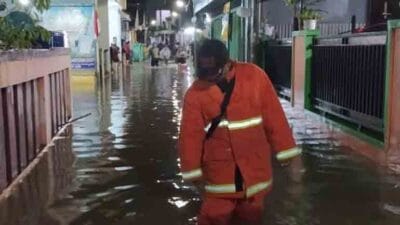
[1,63,400,225]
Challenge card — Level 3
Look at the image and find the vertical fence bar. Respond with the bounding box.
[363,45,368,114]
[65,69,71,120]
[0,91,7,190]
[50,74,57,135]
[379,45,385,118]
[15,84,28,171]
[343,45,348,108]
[374,45,380,117]
[38,75,52,145]
[60,70,66,125]
[334,46,339,105]
[360,46,366,114]
[367,46,373,116]
[24,81,35,161]
[56,73,62,131]
[33,79,41,153]
[338,46,344,108]
[3,87,19,181]
[372,45,378,117]
[356,46,362,114]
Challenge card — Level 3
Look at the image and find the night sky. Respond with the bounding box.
[127,0,193,27]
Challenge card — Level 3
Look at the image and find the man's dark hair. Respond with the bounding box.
[196,39,229,69]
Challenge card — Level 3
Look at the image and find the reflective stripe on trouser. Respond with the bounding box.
[205,179,272,197]
[204,116,263,132]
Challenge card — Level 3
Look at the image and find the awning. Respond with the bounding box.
[193,0,241,15]
[121,11,131,22]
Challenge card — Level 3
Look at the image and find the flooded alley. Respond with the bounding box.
[1,63,400,225]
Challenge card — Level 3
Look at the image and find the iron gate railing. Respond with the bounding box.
[273,23,365,39]
[264,42,292,98]
[311,32,387,134]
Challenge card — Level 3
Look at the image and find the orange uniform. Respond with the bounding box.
[179,62,301,224]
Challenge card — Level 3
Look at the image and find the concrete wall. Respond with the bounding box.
[98,0,110,73]
[98,0,110,51]
[261,0,368,24]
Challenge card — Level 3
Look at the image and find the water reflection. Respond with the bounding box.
[0,63,399,225]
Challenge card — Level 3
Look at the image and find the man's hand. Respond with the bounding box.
[288,156,305,183]
[280,156,305,182]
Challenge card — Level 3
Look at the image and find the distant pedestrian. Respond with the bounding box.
[160,45,172,65]
[110,37,120,73]
[150,44,160,67]
[176,47,187,65]
[123,41,131,64]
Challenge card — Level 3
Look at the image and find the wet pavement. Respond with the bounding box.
[1,63,400,225]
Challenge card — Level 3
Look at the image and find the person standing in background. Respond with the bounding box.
[160,45,172,66]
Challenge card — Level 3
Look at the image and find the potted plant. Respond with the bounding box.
[282,0,325,31]
[299,8,322,30]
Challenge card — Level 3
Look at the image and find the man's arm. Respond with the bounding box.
[256,66,302,164]
[179,90,206,181]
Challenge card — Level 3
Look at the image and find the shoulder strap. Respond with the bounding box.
[206,77,236,139]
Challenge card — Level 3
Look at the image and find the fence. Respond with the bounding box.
[311,32,387,135]
[274,23,365,39]
[0,49,71,192]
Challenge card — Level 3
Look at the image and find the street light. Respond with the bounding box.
[172,11,179,18]
[19,0,30,6]
[205,13,212,24]
[176,0,185,8]
[151,20,157,26]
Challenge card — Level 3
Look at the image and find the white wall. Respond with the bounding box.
[98,0,110,72]
[98,0,110,50]
[108,0,122,49]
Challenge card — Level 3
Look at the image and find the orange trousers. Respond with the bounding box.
[198,194,265,225]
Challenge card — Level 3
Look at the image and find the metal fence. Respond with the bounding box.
[264,42,292,98]
[311,32,387,133]
[274,23,365,39]
[0,50,71,192]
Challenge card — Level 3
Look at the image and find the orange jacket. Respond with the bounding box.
[179,62,301,198]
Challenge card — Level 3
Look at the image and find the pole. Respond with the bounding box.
[250,0,256,62]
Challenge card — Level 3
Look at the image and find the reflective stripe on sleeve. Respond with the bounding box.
[277,147,302,161]
[181,168,203,180]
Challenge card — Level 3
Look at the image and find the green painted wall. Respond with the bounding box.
[211,16,223,41]
[229,13,244,61]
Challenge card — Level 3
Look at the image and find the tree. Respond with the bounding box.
[34,0,51,12]
[0,0,52,50]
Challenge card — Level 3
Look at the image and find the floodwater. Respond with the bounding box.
[1,63,400,225]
